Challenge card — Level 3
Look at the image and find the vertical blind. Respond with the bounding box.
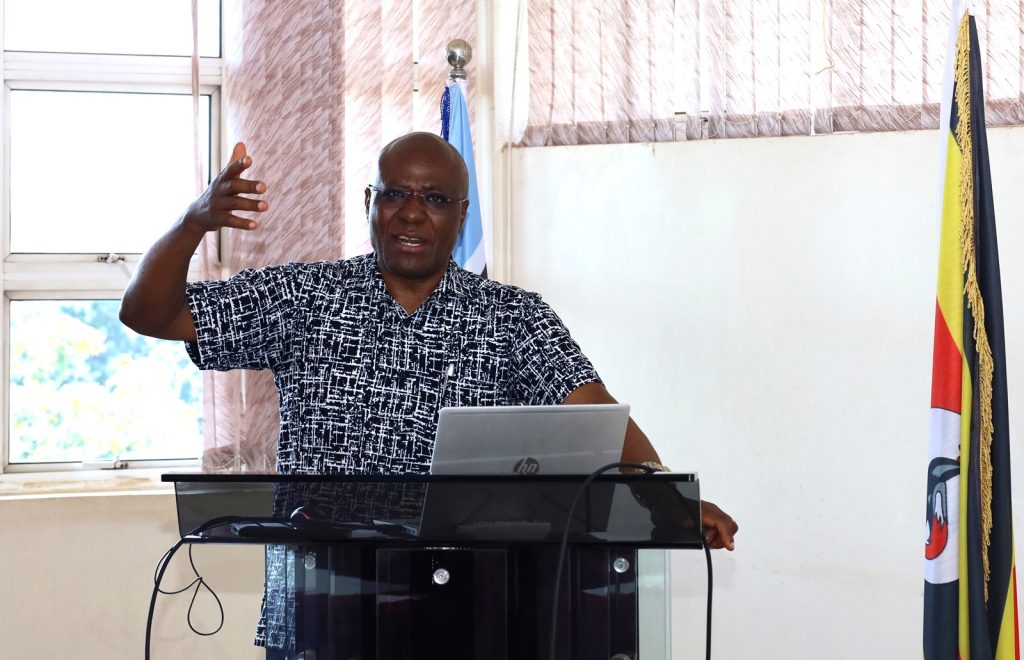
[521,0,1024,146]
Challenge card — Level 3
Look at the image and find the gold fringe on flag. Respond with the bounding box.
[954,14,996,602]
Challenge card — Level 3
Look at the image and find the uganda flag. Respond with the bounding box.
[924,6,1019,660]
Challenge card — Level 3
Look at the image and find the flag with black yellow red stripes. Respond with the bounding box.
[923,5,1019,659]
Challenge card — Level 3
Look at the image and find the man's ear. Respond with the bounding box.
[364,187,372,216]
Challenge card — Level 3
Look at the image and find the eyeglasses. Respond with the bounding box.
[367,185,467,213]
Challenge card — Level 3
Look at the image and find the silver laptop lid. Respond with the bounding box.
[430,403,630,475]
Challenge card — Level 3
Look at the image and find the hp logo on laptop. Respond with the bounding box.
[513,457,540,474]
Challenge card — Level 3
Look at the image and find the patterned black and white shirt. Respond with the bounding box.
[186,253,602,650]
[186,253,601,475]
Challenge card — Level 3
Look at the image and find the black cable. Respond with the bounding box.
[702,533,713,660]
[662,481,715,660]
[186,545,225,636]
[146,518,245,659]
[667,480,716,654]
[147,508,422,657]
[146,538,185,660]
[153,544,191,594]
[546,464,715,660]
[547,462,653,660]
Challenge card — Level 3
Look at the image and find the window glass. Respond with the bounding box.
[10,90,211,254]
[9,300,202,463]
[4,0,220,57]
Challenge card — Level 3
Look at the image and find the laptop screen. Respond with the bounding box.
[430,403,630,475]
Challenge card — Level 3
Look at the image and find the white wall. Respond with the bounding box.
[507,126,1024,658]
[0,490,264,659]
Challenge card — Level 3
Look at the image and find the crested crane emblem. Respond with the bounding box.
[925,457,960,560]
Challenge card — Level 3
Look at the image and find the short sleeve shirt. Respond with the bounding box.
[185,253,601,475]
[186,254,602,650]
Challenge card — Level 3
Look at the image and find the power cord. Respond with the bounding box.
[146,517,247,659]
[547,463,714,660]
[702,532,713,660]
[155,543,225,635]
[670,488,715,660]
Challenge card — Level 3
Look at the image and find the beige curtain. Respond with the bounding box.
[198,0,476,472]
[521,0,1024,146]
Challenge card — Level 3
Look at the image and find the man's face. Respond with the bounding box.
[366,138,467,286]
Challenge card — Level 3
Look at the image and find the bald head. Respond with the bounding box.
[373,132,469,198]
[364,131,471,300]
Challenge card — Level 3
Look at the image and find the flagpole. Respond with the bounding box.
[440,39,487,277]
[446,39,472,82]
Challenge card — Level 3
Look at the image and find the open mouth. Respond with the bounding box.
[395,235,426,247]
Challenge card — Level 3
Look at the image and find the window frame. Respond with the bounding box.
[0,17,222,474]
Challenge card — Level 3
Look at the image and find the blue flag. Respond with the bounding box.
[440,80,486,276]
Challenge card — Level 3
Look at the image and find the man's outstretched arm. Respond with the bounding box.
[119,142,268,341]
[563,381,739,550]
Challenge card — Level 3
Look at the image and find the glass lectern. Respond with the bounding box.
[164,472,702,659]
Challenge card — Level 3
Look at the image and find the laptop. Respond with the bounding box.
[422,404,630,540]
[430,403,630,475]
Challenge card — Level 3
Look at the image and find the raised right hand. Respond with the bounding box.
[184,142,269,232]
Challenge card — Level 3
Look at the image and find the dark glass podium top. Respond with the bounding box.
[163,472,702,548]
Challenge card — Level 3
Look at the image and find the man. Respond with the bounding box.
[122,132,737,651]
[121,131,736,537]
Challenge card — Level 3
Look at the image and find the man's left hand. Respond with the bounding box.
[701,500,738,550]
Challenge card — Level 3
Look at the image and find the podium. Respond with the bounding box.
[164,472,702,659]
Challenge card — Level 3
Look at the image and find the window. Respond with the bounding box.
[9,300,202,463]
[1,1,222,472]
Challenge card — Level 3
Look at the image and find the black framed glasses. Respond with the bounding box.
[366,185,467,213]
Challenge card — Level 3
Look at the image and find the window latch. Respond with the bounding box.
[97,252,131,277]
[81,458,128,470]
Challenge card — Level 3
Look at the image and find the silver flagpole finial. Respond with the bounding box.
[446,39,472,81]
